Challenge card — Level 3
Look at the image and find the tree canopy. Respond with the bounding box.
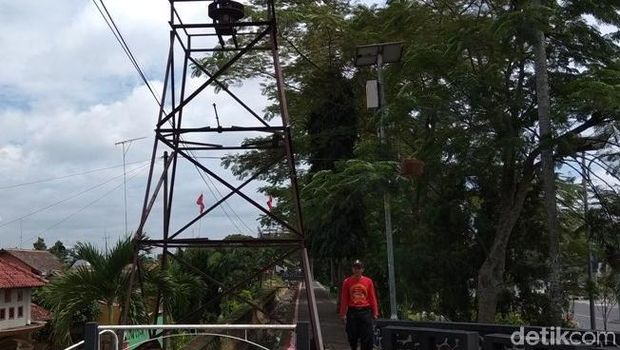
[191,0,620,324]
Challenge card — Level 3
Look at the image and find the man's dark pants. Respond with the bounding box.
[345,307,374,350]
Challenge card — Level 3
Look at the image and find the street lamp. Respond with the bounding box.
[356,42,403,320]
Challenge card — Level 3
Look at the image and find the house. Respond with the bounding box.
[0,249,64,278]
[0,258,48,350]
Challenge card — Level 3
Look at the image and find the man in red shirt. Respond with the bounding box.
[339,259,379,350]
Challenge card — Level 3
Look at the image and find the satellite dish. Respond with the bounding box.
[70,259,92,271]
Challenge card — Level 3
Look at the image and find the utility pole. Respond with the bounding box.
[356,42,403,320]
[582,152,596,329]
[377,54,398,320]
[114,136,146,235]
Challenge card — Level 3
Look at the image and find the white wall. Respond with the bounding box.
[0,288,32,329]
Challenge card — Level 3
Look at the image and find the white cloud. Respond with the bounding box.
[0,0,285,249]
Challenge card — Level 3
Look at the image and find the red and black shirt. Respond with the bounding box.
[339,275,379,318]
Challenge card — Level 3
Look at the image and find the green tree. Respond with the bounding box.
[588,189,620,263]
[374,0,619,322]
[530,0,562,323]
[33,236,47,250]
[39,238,148,347]
[48,240,68,261]
[191,0,620,324]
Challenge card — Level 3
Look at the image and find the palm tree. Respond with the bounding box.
[39,237,210,348]
[39,237,148,347]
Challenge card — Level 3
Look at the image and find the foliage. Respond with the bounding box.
[593,269,620,331]
[588,189,620,256]
[406,310,448,322]
[494,312,526,326]
[33,237,47,250]
[38,237,147,347]
[191,0,620,324]
[48,240,68,261]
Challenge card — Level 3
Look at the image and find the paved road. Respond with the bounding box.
[572,300,620,331]
[297,281,350,350]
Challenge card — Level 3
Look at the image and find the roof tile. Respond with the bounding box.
[0,249,64,276]
[31,303,50,322]
[0,259,47,289]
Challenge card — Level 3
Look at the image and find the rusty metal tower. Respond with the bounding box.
[124,0,323,348]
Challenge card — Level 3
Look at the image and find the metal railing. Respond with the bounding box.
[67,322,309,350]
[375,320,620,350]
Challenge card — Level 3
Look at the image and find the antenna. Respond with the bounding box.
[212,103,222,130]
[114,136,147,235]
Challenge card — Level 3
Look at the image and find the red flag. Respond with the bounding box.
[267,195,273,211]
[196,193,205,214]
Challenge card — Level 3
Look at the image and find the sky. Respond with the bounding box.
[0,0,384,250]
[1,1,614,251]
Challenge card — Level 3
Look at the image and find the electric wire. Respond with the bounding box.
[91,0,162,106]
[0,160,149,190]
[0,163,149,230]
[193,163,255,235]
[281,35,322,71]
[36,164,149,238]
[209,176,258,234]
[92,0,259,235]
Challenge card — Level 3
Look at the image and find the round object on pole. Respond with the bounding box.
[208,0,245,26]
[400,158,425,178]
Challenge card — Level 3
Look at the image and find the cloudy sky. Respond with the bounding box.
[2,1,613,251]
[0,0,383,250]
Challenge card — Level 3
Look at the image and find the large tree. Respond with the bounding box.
[373,0,619,322]
[193,0,620,323]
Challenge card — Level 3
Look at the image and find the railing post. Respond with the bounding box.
[381,327,393,350]
[296,321,310,350]
[84,322,99,350]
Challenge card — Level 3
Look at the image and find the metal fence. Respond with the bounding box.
[65,322,309,350]
[375,320,620,350]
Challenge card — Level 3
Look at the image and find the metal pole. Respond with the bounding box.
[296,321,310,350]
[301,247,324,349]
[376,53,398,320]
[84,322,99,350]
[268,1,324,346]
[122,143,128,235]
[162,151,170,350]
[115,136,146,234]
[582,152,596,329]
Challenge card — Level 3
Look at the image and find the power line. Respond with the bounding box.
[36,164,149,239]
[0,163,149,230]
[0,160,149,190]
[91,0,162,106]
[115,137,147,234]
[202,168,256,234]
[193,164,254,235]
[91,0,257,235]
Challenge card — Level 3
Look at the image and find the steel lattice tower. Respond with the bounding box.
[123,1,324,348]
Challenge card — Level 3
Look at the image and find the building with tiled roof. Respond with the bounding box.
[30,304,50,323]
[0,249,64,278]
[0,259,46,330]
[0,258,49,350]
